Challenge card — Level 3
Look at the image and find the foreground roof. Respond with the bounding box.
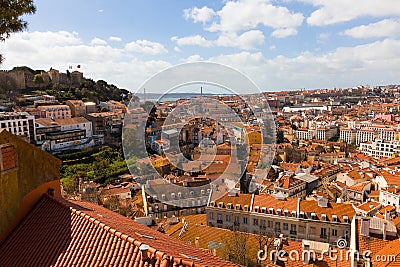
[0,194,238,267]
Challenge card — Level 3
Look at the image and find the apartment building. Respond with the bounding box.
[296,128,314,140]
[0,112,35,143]
[356,129,375,145]
[206,192,355,246]
[37,105,71,119]
[339,127,357,144]
[360,139,400,159]
[35,117,101,152]
[274,175,307,198]
[315,126,337,141]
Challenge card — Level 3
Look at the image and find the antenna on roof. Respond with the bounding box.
[200,86,203,97]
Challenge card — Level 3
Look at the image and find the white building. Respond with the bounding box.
[315,126,337,141]
[356,129,375,145]
[360,139,400,159]
[0,112,35,142]
[379,189,400,212]
[339,128,357,144]
[296,128,314,140]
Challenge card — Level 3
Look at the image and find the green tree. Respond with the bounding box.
[33,73,44,87]
[0,0,36,63]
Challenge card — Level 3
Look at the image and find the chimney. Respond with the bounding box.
[195,237,200,248]
[297,197,301,216]
[384,210,390,221]
[139,244,149,261]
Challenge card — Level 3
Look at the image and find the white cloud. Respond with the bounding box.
[183,6,216,24]
[125,40,168,55]
[172,31,265,50]
[216,30,265,50]
[269,45,276,50]
[0,31,171,90]
[174,46,181,52]
[205,0,303,35]
[171,35,213,47]
[300,0,400,26]
[109,36,122,42]
[208,39,400,90]
[343,18,400,38]
[181,55,204,62]
[90,37,107,45]
[271,28,297,38]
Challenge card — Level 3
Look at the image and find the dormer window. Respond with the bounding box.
[276,209,282,216]
[299,211,305,218]
[284,210,289,216]
[201,190,205,195]
[171,193,176,199]
[292,210,297,217]
[244,205,249,211]
[236,204,241,210]
[254,206,260,212]
[227,203,233,209]
[261,207,267,213]
[332,215,338,222]
[218,202,224,208]
[322,214,328,221]
[178,192,182,198]
[311,212,317,220]
[343,216,350,223]
[161,194,166,200]
[210,201,215,207]
[190,191,194,196]
[269,208,274,214]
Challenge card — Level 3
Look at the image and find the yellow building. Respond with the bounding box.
[0,129,61,240]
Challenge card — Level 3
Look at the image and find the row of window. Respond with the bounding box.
[212,214,345,238]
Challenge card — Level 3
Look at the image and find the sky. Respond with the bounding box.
[1,0,400,93]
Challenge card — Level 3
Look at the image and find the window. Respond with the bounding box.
[217,213,222,220]
[332,229,338,236]
[320,228,327,237]
[283,223,288,231]
[310,226,316,235]
[298,225,305,233]
[234,216,240,223]
[226,215,231,222]
[275,222,281,231]
[209,212,214,220]
[291,224,296,233]
[253,219,258,226]
[268,220,273,228]
[243,217,248,224]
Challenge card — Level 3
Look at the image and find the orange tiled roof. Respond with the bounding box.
[0,194,238,267]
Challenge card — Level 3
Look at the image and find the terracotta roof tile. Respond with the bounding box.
[0,194,238,267]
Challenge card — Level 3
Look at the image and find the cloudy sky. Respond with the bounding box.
[1,0,400,92]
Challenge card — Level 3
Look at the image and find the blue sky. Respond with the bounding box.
[1,0,400,92]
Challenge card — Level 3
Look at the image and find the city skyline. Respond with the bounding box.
[0,0,400,92]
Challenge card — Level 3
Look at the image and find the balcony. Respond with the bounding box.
[217,219,223,224]
[290,230,297,235]
[234,221,240,226]
[320,234,328,239]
